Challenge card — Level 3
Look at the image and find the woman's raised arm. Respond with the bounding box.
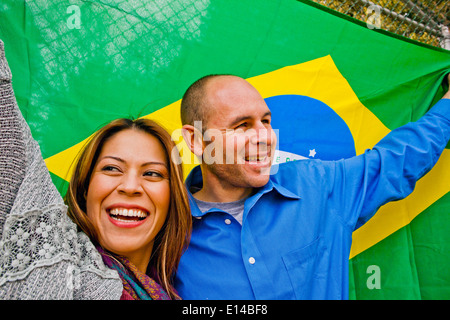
[0,39,122,299]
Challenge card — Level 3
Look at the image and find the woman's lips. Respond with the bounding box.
[106,205,150,228]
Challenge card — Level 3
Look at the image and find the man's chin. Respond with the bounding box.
[246,173,271,188]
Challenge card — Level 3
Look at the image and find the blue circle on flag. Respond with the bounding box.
[265,95,356,161]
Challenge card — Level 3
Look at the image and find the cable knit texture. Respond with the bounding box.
[0,39,123,299]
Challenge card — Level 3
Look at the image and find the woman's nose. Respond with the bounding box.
[118,173,143,196]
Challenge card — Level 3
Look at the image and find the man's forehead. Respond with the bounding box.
[205,76,264,108]
[206,75,254,96]
[199,75,269,126]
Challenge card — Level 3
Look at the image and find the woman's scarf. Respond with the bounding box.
[97,246,171,300]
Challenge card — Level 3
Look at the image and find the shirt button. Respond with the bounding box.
[224,219,231,225]
[249,257,256,264]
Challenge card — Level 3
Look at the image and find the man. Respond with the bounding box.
[174,74,450,299]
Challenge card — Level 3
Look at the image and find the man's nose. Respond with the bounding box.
[249,123,273,145]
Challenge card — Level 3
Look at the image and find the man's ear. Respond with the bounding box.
[182,124,204,157]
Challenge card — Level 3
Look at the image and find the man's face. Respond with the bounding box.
[200,76,277,190]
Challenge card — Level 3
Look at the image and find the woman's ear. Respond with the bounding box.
[181,124,204,157]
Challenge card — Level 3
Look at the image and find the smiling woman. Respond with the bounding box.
[65,118,192,300]
[0,40,191,300]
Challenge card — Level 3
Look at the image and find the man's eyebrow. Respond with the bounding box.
[228,111,272,126]
[99,156,167,168]
[229,115,251,126]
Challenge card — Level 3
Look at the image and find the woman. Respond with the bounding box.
[0,39,191,300]
[66,118,191,300]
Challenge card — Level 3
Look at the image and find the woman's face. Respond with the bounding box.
[86,129,170,269]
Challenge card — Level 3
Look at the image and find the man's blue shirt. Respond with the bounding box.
[174,99,450,300]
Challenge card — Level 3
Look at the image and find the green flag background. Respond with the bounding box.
[1,0,449,299]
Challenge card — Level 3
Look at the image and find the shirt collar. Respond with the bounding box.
[265,179,301,200]
[185,166,301,218]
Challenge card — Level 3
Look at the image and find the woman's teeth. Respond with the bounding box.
[109,208,148,221]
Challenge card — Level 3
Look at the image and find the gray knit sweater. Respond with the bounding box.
[0,39,123,299]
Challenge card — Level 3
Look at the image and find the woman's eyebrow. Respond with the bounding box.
[141,161,168,168]
[100,155,167,168]
[99,155,124,163]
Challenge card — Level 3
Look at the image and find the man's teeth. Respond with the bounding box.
[245,156,267,162]
[110,208,148,219]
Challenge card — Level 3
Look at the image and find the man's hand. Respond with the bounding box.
[443,73,450,100]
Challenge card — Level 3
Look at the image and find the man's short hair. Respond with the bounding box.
[180,74,231,128]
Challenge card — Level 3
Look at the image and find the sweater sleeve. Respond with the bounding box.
[0,39,122,299]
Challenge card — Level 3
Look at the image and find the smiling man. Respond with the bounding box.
[174,74,450,300]
[181,75,276,203]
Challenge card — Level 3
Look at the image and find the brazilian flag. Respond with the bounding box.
[1,0,449,299]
